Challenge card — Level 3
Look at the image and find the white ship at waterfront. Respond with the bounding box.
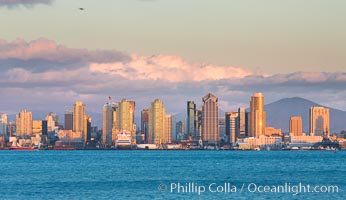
[115,130,132,150]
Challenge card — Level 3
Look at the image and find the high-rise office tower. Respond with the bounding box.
[164,114,172,144]
[186,101,196,138]
[218,118,226,142]
[84,115,92,143]
[175,121,184,140]
[195,109,202,139]
[0,113,7,135]
[238,107,247,138]
[249,93,266,138]
[116,99,135,135]
[141,109,149,143]
[202,93,219,144]
[16,109,33,136]
[103,102,117,145]
[309,106,330,137]
[64,110,73,130]
[225,112,239,144]
[42,120,48,136]
[73,101,86,140]
[290,116,303,136]
[148,99,166,144]
[45,113,56,132]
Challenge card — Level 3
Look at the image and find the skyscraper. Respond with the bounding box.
[225,112,239,144]
[309,106,330,137]
[238,107,247,138]
[0,113,7,136]
[249,93,266,138]
[175,121,184,140]
[148,99,165,144]
[164,114,172,144]
[45,113,56,132]
[290,116,303,136]
[141,109,149,143]
[64,110,73,130]
[202,93,219,145]
[103,102,117,145]
[16,109,33,136]
[195,109,202,139]
[186,101,196,138]
[84,115,92,143]
[73,101,86,140]
[116,99,135,134]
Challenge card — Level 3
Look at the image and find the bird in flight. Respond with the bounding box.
[79,8,84,11]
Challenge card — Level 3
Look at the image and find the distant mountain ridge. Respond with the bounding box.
[265,97,346,133]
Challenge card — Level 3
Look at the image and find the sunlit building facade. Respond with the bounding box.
[249,93,266,138]
[73,101,86,141]
[103,102,117,145]
[148,99,165,144]
[309,106,330,137]
[202,93,219,145]
[164,114,172,144]
[16,109,33,136]
[225,112,238,144]
[290,116,303,136]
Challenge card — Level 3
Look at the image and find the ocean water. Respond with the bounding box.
[0,150,345,199]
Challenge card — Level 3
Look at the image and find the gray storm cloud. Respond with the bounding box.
[0,0,53,8]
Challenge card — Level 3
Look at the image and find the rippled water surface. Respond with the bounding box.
[0,150,345,199]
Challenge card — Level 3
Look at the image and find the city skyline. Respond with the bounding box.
[0,93,345,132]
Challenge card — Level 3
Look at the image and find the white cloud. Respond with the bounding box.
[89,54,254,82]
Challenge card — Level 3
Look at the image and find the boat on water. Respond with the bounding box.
[10,146,35,150]
[9,137,35,150]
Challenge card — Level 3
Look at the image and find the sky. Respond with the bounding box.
[0,0,346,125]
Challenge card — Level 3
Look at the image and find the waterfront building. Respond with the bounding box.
[73,101,86,141]
[202,93,219,145]
[42,120,48,136]
[148,99,166,144]
[175,121,184,140]
[241,135,282,148]
[84,115,92,143]
[309,106,330,137]
[16,109,33,136]
[103,102,117,145]
[0,113,7,135]
[238,107,247,138]
[265,127,282,136]
[289,134,323,143]
[195,109,202,139]
[45,113,56,132]
[64,110,73,130]
[164,114,172,143]
[141,109,149,143]
[225,112,238,144]
[290,116,303,136]
[32,120,43,135]
[219,118,226,142]
[116,99,136,142]
[186,101,196,138]
[249,93,266,138]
